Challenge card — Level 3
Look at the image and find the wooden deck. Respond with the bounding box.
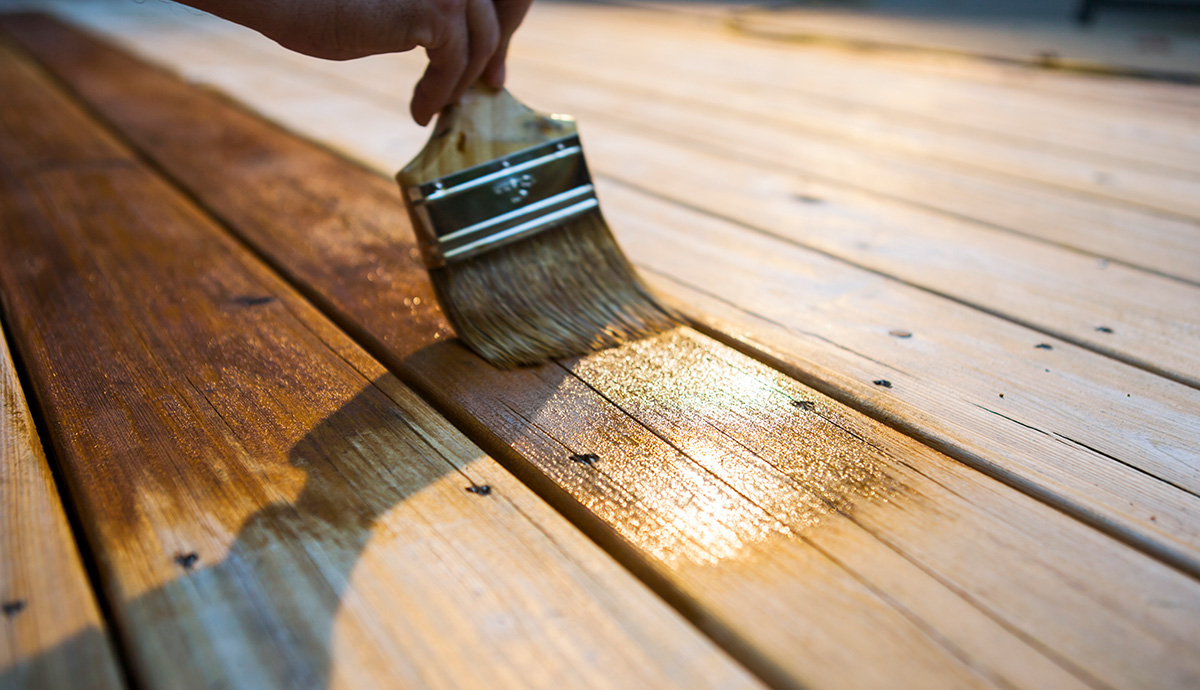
[1,1,1198,688]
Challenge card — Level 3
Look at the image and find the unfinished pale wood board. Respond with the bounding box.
[0,324,125,690]
[20,17,1200,688]
[566,123,1200,387]
[711,8,1200,117]
[727,8,1200,81]
[0,34,760,690]
[512,39,1200,222]
[579,0,1200,116]
[524,3,1200,176]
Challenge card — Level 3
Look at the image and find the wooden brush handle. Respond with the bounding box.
[397,86,577,185]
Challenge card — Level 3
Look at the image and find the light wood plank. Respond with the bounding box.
[499,77,1200,386]
[0,319,125,690]
[737,23,1200,116]
[849,47,1200,116]
[20,16,1200,688]
[512,39,1200,222]
[0,30,760,690]
[528,3,1200,176]
[583,0,1200,117]
[726,7,1200,84]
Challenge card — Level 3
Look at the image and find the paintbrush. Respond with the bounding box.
[396,86,676,368]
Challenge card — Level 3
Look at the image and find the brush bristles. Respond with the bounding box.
[429,211,677,368]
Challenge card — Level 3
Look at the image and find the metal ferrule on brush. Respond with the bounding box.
[403,135,599,269]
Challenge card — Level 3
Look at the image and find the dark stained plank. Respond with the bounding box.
[0,31,763,690]
[11,13,1200,689]
[1,319,125,690]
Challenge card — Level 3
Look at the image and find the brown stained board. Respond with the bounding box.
[0,32,764,690]
[58,7,1200,576]
[0,324,125,690]
[14,15,1200,689]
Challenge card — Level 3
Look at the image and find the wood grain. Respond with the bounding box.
[0,31,761,690]
[512,39,1200,222]
[0,316,125,690]
[717,26,1200,117]
[498,72,1200,387]
[71,5,1200,386]
[50,3,1200,575]
[531,4,1200,177]
[600,179,1200,573]
[14,15,1200,689]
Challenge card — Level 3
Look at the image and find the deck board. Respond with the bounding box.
[40,2,1200,574]
[542,5,1200,175]
[512,38,1200,220]
[12,14,1200,688]
[0,31,760,690]
[512,52,1200,282]
[128,7,1200,287]
[65,4,1200,382]
[0,310,125,689]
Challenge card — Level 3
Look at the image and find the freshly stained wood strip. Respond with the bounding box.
[0,33,760,690]
[0,321,125,690]
[45,3,1200,573]
[15,16,1200,688]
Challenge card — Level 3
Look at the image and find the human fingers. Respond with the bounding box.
[448,0,501,101]
[482,0,534,88]
[410,6,470,125]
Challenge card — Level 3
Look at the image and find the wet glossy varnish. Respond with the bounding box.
[546,327,906,567]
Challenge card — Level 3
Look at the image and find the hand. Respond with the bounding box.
[182,0,535,125]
